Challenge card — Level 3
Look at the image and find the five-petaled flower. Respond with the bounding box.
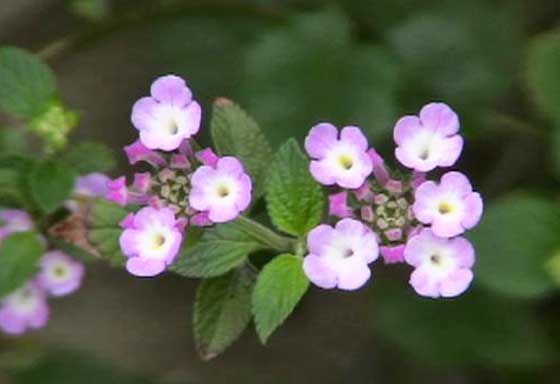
[0,283,49,335]
[303,219,379,291]
[36,251,85,297]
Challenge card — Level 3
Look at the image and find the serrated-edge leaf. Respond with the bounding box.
[87,199,129,267]
[252,254,309,343]
[0,231,45,297]
[61,141,116,174]
[193,267,255,360]
[265,138,324,236]
[210,98,273,198]
[171,221,266,278]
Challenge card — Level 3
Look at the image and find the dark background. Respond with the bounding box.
[1,0,560,383]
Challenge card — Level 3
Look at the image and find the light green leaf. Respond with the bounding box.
[193,267,255,360]
[240,8,398,144]
[61,141,116,174]
[372,282,558,367]
[210,98,272,198]
[266,139,324,236]
[252,254,309,343]
[28,159,76,213]
[526,31,560,123]
[470,195,560,299]
[171,220,267,278]
[0,232,45,298]
[0,47,57,119]
[87,199,129,266]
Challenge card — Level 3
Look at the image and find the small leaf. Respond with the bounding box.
[171,220,267,278]
[210,98,273,198]
[470,195,560,299]
[29,159,76,213]
[0,232,45,298]
[87,199,129,266]
[60,141,116,175]
[526,31,560,124]
[0,47,57,119]
[193,267,255,360]
[265,139,324,236]
[252,254,309,343]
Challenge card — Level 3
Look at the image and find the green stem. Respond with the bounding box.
[237,216,296,253]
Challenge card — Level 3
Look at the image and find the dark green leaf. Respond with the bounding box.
[210,98,272,198]
[0,155,36,210]
[0,47,57,119]
[87,199,129,267]
[29,159,76,213]
[470,195,560,299]
[0,232,45,298]
[252,254,309,343]
[266,139,324,236]
[171,220,267,278]
[60,141,116,174]
[193,267,255,360]
[0,127,28,155]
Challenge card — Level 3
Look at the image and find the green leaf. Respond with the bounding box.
[240,8,399,144]
[87,199,129,266]
[171,220,267,278]
[29,159,76,213]
[193,267,255,360]
[266,139,324,236]
[0,155,36,210]
[210,98,273,198]
[469,195,560,299]
[252,254,309,343]
[527,31,560,123]
[0,47,57,119]
[0,127,28,155]
[60,141,116,174]
[0,232,45,298]
[372,282,558,367]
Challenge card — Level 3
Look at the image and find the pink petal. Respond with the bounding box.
[305,123,338,158]
[419,103,459,136]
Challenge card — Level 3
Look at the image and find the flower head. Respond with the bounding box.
[303,219,379,291]
[305,123,373,189]
[189,157,252,223]
[413,172,483,238]
[131,75,201,151]
[394,103,463,172]
[0,283,49,335]
[404,229,475,298]
[0,209,34,241]
[119,207,183,277]
[36,251,85,297]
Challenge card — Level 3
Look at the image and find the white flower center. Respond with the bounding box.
[48,262,70,282]
[338,154,354,170]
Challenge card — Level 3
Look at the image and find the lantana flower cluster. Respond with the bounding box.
[303,103,483,298]
[106,75,252,277]
[0,209,84,335]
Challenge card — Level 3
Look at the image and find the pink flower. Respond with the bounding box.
[328,191,353,218]
[106,176,129,206]
[303,219,379,291]
[75,173,110,198]
[404,229,475,298]
[119,207,183,277]
[124,139,167,167]
[36,251,85,297]
[305,123,373,189]
[0,209,34,242]
[0,283,49,335]
[131,75,202,151]
[413,172,483,238]
[189,157,252,223]
[394,103,463,172]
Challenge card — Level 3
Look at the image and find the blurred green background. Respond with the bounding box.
[2,0,560,382]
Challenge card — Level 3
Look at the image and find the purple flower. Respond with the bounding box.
[328,191,353,218]
[189,157,252,223]
[131,75,202,151]
[36,251,85,297]
[0,209,34,241]
[404,229,475,298]
[106,176,129,206]
[303,219,379,291]
[305,123,373,189]
[0,283,49,335]
[75,173,110,198]
[394,103,463,172]
[413,172,483,238]
[124,139,167,167]
[119,207,183,277]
